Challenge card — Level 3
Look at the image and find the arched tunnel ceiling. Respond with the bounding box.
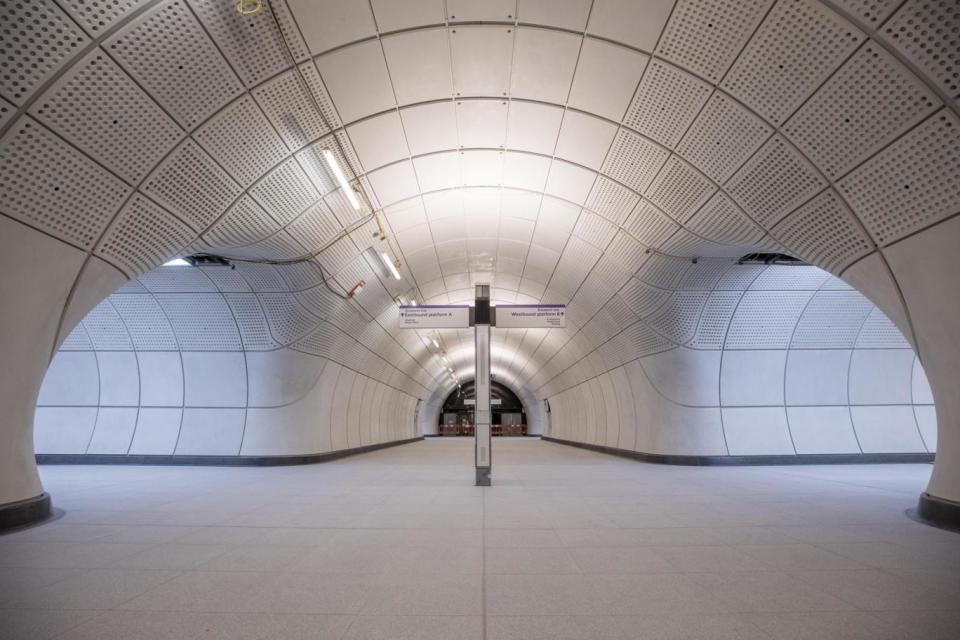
[1,0,958,404]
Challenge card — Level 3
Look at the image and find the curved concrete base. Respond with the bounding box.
[541,436,935,465]
[0,492,52,533]
[915,492,960,533]
[35,437,424,467]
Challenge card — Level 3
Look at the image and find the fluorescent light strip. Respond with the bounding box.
[321,148,361,211]
[380,252,401,280]
[163,258,190,266]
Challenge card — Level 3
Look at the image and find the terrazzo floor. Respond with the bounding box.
[2,437,958,639]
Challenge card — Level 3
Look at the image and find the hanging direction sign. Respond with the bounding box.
[399,305,471,328]
[494,304,566,329]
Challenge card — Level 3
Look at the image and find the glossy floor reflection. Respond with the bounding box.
[2,438,957,639]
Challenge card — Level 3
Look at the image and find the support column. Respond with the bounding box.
[474,284,492,486]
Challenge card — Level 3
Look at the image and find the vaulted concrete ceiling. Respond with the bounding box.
[1,0,959,509]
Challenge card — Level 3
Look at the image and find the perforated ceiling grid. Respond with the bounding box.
[685,192,766,246]
[188,0,291,87]
[645,157,716,223]
[156,293,242,350]
[601,129,670,193]
[96,194,195,277]
[623,201,679,247]
[250,159,320,224]
[656,0,774,83]
[0,0,89,104]
[31,50,184,184]
[109,293,179,350]
[724,291,812,349]
[82,300,134,351]
[193,95,288,187]
[204,195,279,248]
[624,60,713,148]
[882,0,959,98]
[676,91,773,183]
[142,140,242,230]
[771,189,873,273]
[783,44,940,179]
[252,66,336,150]
[689,291,743,349]
[585,177,640,225]
[726,135,827,227]
[834,0,901,26]
[721,0,864,125]
[838,111,960,245]
[0,117,130,249]
[790,290,874,348]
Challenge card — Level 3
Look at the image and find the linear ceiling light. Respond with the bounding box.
[163,258,190,266]
[380,252,402,280]
[321,148,361,211]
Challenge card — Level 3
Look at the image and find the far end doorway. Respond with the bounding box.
[438,379,527,437]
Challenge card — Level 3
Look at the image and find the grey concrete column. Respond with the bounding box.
[474,284,491,486]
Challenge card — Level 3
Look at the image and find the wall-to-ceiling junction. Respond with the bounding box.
[1,0,958,528]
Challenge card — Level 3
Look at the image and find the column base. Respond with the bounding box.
[915,492,960,533]
[476,466,491,486]
[0,492,52,533]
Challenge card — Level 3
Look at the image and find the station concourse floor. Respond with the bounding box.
[2,437,958,639]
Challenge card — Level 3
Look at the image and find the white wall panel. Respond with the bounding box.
[34,407,98,454]
[720,350,786,406]
[96,352,140,406]
[129,408,182,455]
[176,408,245,455]
[87,407,138,454]
[137,352,183,407]
[181,352,247,408]
[851,406,926,453]
[784,350,850,406]
[722,407,794,456]
[37,352,99,406]
[848,349,915,405]
[786,406,859,455]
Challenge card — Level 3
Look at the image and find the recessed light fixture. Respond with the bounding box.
[163,258,190,266]
[410,298,417,306]
[380,252,402,280]
[431,338,440,349]
[321,148,361,211]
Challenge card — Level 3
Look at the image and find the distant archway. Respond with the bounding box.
[438,380,527,437]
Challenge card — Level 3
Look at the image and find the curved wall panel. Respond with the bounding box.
[36,263,422,458]
[542,262,935,458]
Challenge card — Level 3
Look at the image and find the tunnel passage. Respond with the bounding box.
[0,0,958,532]
[436,379,528,436]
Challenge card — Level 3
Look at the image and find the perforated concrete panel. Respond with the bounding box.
[31,49,183,184]
[0,118,130,249]
[723,0,864,125]
[106,0,243,129]
[677,91,773,183]
[881,0,960,98]
[656,0,773,83]
[143,140,242,231]
[838,111,960,246]
[194,95,288,187]
[783,44,939,179]
[97,195,195,277]
[0,0,90,104]
[726,135,827,228]
[625,60,712,148]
